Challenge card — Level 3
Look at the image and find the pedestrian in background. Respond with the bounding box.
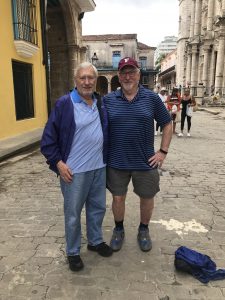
[41,62,112,272]
[155,87,168,136]
[103,57,172,253]
[167,87,181,134]
[178,88,196,137]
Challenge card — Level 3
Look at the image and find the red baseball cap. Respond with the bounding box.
[118,57,139,71]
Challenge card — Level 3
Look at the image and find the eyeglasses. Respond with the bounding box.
[119,70,138,77]
[78,76,96,82]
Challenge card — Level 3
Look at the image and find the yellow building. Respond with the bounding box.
[0,1,96,149]
[0,0,48,140]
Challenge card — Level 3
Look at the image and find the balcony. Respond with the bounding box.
[14,40,39,58]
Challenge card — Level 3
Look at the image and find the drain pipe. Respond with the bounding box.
[40,0,51,115]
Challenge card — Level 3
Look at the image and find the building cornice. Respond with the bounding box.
[158,65,175,77]
[76,0,95,12]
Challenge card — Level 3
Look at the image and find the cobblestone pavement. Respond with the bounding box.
[0,109,225,300]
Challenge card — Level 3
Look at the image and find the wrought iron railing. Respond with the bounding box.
[12,0,38,46]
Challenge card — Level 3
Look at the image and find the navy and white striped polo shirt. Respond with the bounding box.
[103,85,171,170]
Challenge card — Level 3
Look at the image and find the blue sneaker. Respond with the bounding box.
[137,227,152,252]
[110,228,125,251]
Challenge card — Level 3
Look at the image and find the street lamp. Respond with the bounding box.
[91,52,98,66]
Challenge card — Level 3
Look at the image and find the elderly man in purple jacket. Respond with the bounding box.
[41,62,112,272]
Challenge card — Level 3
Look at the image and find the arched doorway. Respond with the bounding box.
[47,0,70,105]
[46,0,82,107]
[111,75,120,91]
[96,76,108,96]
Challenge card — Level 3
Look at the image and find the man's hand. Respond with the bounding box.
[56,160,73,183]
[148,151,167,168]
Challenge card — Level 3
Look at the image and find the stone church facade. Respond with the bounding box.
[177,0,225,101]
[82,34,156,95]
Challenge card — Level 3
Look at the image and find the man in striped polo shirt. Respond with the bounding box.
[103,57,172,252]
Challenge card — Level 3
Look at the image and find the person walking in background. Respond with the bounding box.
[167,87,181,134]
[103,57,172,253]
[155,87,168,136]
[41,62,112,272]
[178,88,196,137]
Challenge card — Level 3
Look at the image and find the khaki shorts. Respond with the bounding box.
[107,167,160,199]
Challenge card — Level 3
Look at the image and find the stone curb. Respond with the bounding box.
[198,107,221,115]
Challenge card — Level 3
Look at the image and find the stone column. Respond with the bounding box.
[108,77,111,93]
[191,45,198,87]
[215,20,225,89]
[194,0,202,36]
[202,47,210,87]
[186,51,192,86]
[209,50,216,89]
[80,46,87,63]
[223,0,225,15]
[68,45,79,88]
[190,0,196,38]
[207,0,214,31]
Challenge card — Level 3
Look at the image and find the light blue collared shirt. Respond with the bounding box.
[66,89,105,174]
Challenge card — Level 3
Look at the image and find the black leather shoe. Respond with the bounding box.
[87,242,113,257]
[67,255,84,271]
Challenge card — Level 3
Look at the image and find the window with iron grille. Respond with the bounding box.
[12,61,34,120]
[139,56,147,69]
[12,0,38,45]
[112,51,121,69]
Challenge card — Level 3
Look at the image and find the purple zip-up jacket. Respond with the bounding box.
[40,92,108,175]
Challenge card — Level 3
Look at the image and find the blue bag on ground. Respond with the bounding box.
[175,246,225,283]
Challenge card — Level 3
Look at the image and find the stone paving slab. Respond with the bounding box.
[0,110,225,299]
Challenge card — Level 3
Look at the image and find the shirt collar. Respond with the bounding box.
[116,84,142,102]
[70,88,96,105]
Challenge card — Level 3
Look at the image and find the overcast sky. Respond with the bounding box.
[82,0,179,47]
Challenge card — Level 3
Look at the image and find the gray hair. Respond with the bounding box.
[74,62,98,78]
